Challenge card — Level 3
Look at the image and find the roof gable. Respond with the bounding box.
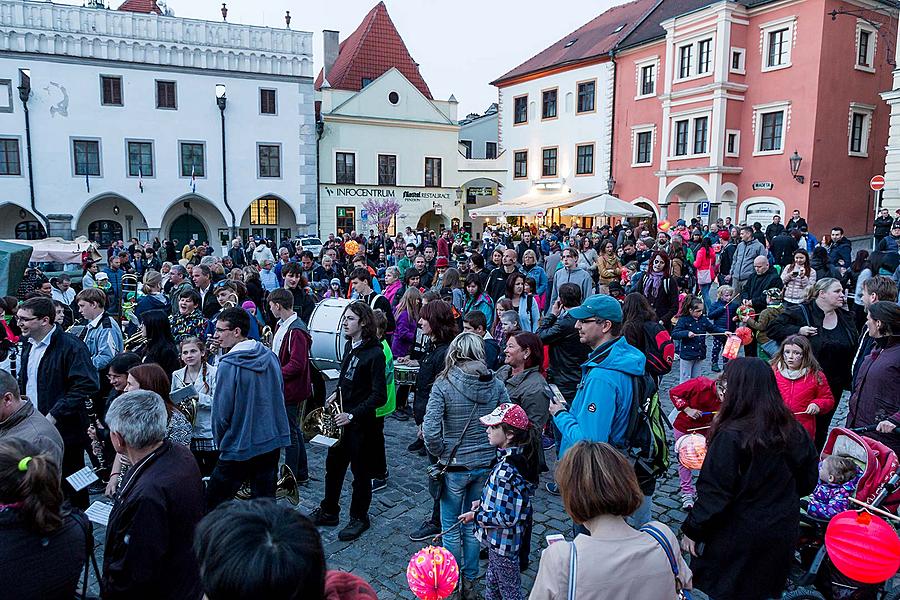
[117,0,162,14]
[328,68,451,125]
[314,2,432,99]
[492,0,658,86]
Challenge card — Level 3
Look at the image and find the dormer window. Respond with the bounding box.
[564,39,577,48]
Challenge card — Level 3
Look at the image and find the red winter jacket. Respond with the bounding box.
[277,319,313,406]
[773,367,835,439]
[670,377,721,433]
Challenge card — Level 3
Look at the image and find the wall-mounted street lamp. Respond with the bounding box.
[215,84,236,239]
[606,175,616,194]
[789,150,804,184]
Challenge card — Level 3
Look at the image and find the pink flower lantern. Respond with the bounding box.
[407,546,460,600]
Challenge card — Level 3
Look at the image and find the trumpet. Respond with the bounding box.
[123,331,146,352]
[301,390,343,442]
[235,463,299,505]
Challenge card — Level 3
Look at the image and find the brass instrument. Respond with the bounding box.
[219,299,236,310]
[261,325,273,347]
[123,331,146,352]
[301,390,343,442]
[235,464,299,506]
[178,397,199,426]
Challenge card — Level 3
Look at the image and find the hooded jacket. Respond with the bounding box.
[827,237,852,268]
[729,239,767,281]
[212,340,290,461]
[553,336,646,457]
[495,365,552,431]
[337,338,387,425]
[773,366,835,439]
[548,266,593,311]
[423,361,508,468]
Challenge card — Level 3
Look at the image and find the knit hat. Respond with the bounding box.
[480,403,530,429]
[241,300,256,311]
[330,278,341,286]
[435,257,450,268]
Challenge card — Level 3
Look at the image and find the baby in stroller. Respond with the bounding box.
[807,455,862,520]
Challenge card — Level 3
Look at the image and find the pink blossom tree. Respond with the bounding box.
[362,197,401,233]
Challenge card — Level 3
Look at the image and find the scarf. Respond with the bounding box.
[777,363,809,380]
[643,270,664,298]
[383,280,403,304]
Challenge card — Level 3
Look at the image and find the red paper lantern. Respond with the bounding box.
[407,545,460,600]
[825,510,900,584]
[734,326,753,346]
[722,334,742,360]
[658,220,671,232]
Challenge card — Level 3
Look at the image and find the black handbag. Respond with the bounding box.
[427,401,480,501]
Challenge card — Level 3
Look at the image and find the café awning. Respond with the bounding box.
[469,190,600,218]
[561,194,654,218]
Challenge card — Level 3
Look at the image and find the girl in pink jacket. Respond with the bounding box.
[771,335,835,439]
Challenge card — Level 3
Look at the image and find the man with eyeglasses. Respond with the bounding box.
[548,247,592,311]
[16,296,98,508]
[207,307,290,510]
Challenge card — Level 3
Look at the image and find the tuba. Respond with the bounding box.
[235,463,299,506]
[301,389,343,442]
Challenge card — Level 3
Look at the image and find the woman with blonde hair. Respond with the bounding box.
[530,441,691,598]
[135,270,169,319]
[770,334,835,439]
[423,332,508,598]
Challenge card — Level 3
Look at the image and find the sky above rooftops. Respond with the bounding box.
[54,0,627,116]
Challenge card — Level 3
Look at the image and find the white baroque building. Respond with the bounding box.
[0,0,316,252]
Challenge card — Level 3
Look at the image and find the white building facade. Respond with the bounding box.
[0,0,316,251]
[495,61,615,222]
[882,26,900,214]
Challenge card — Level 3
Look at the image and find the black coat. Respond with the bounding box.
[0,509,89,600]
[682,425,818,600]
[103,441,203,600]
[847,339,900,453]
[536,311,589,400]
[769,233,798,267]
[414,342,450,425]
[338,338,387,426]
[741,268,783,314]
[767,301,858,391]
[18,327,99,445]
[629,272,680,329]
[199,288,221,319]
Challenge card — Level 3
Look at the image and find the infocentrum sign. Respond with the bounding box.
[322,185,454,202]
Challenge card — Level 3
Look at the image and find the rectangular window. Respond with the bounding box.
[73,140,101,176]
[260,89,277,115]
[850,112,867,154]
[127,141,153,177]
[541,148,557,177]
[697,39,712,74]
[678,45,693,79]
[767,29,789,68]
[674,120,689,156]
[485,142,497,159]
[731,48,746,73]
[513,95,528,124]
[460,140,472,159]
[378,154,396,185]
[180,143,204,177]
[693,116,709,154]
[857,28,875,70]
[514,150,528,179]
[640,64,655,96]
[425,157,442,187]
[258,144,281,178]
[541,89,557,119]
[726,131,740,157]
[336,206,355,235]
[759,111,784,152]
[101,75,123,106]
[155,80,176,109]
[577,81,595,113]
[335,152,355,184]
[636,131,652,165]
[575,144,594,175]
[0,138,21,175]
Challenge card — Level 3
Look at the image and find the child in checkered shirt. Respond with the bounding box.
[461,403,540,600]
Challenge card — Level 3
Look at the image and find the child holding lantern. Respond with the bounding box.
[670,376,725,509]
[672,295,728,382]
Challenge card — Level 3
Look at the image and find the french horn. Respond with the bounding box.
[235,463,299,506]
[301,391,343,442]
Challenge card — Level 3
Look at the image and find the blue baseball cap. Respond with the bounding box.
[568,294,623,323]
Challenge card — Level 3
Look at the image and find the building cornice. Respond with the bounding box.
[654,165,743,177]
[0,0,313,77]
[322,113,460,132]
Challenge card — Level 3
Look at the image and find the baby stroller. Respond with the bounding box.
[787,427,900,600]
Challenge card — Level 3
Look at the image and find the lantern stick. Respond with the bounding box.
[688,412,808,432]
[848,497,900,523]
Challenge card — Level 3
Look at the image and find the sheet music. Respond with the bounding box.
[66,466,99,491]
[310,434,339,448]
[85,500,113,527]
[321,369,341,380]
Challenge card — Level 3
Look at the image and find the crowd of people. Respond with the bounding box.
[0,210,898,599]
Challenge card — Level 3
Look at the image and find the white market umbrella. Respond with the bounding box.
[561,194,653,218]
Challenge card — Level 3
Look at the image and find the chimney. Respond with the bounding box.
[323,30,339,81]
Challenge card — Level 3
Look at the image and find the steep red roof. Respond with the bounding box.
[492,0,658,87]
[314,2,432,99]
[117,0,162,14]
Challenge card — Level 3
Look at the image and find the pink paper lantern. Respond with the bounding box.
[675,433,707,470]
[407,546,460,600]
[826,511,900,584]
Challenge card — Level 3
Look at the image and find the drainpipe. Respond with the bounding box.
[316,120,324,238]
[608,50,617,198]
[17,70,49,234]
[216,86,237,240]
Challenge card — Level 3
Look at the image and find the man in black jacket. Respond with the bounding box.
[770,229,798,268]
[192,264,221,319]
[740,257,783,357]
[309,301,386,542]
[487,249,522,301]
[515,230,542,264]
[536,283,589,404]
[349,267,395,337]
[103,390,204,599]
[764,215,785,242]
[17,297,98,508]
[875,208,894,244]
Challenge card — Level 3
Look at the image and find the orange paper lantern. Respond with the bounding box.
[675,433,707,470]
[658,220,671,232]
[407,546,460,600]
[344,240,360,256]
[722,334,742,360]
[826,510,900,584]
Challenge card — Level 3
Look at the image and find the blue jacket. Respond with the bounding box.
[83,312,124,371]
[708,299,737,332]
[103,266,124,309]
[671,315,725,360]
[522,264,549,299]
[212,340,290,461]
[553,336,646,457]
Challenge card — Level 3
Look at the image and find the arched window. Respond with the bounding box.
[15,221,45,240]
[88,220,123,248]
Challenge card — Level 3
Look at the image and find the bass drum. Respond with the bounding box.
[308,298,353,371]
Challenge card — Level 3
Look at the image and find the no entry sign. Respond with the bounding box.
[871,175,886,191]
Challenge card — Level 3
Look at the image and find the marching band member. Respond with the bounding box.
[171,337,218,477]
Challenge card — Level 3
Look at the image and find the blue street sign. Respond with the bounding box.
[699,201,711,217]
[360,209,369,222]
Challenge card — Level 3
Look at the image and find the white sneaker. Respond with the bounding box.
[681,495,695,510]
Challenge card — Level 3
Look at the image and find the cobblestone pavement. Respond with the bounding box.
[86,347,878,599]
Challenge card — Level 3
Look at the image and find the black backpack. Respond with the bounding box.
[618,372,670,478]
[641,321,675,378]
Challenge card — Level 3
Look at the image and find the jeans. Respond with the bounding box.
[206,448,280,511]
[679,358,703,383]
[441,467,490,580]
[699,283,713,310]
[284,404,309,481]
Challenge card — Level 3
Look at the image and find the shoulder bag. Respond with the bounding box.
[641,523,693,600]
[427,399,480,501]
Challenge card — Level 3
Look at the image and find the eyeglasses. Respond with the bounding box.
[214,326,234,334]
[578,318,601,324]
[15,315,38,323]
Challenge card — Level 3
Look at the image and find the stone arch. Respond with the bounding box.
[160,194,229,248]
[0,204,45,239]
[74,194,149,246]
